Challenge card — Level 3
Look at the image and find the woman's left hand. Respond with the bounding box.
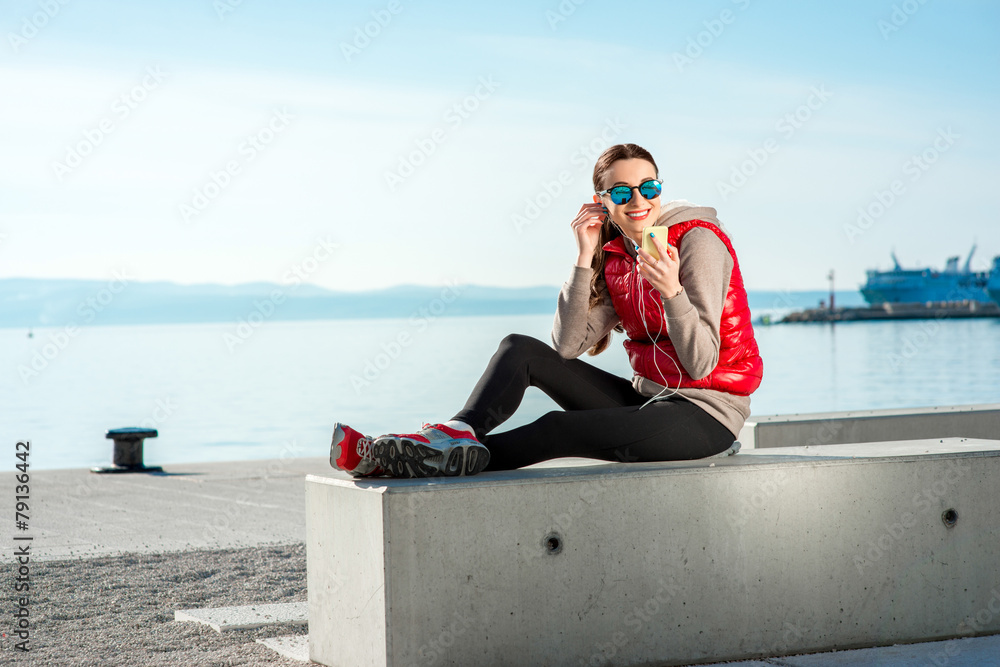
[636,234,682,299]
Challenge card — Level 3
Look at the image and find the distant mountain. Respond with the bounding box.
[0,278,865,329]
[0,278,561,328]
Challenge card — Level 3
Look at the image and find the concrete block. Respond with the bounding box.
[256,635,310,662]
[306,438,1000,667]
[174,602,307,632]
[739,403,1000,449]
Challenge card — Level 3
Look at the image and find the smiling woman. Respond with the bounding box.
[331,143,764,478]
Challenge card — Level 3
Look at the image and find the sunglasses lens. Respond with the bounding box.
[639,180,662,200]
[609,187,632,205]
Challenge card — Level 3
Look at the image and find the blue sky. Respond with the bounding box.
[2,0,999,291]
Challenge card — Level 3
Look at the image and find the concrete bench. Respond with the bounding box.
[739,403,1000,449]
[305,437,1000,667]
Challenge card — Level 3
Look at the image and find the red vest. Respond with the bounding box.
[602,220,763,395]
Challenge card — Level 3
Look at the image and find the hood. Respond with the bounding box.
[657,199,731,238]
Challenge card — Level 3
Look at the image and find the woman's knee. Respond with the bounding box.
[497,333,551,357]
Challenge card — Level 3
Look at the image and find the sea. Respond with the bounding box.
[3,312,999,470]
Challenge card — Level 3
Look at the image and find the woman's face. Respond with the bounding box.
[595,158,661,245]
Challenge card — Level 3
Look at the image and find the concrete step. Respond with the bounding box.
[256,635,311,662]
[305,437,1000,667]
[174,602,307,632]
[740,403,1000,449]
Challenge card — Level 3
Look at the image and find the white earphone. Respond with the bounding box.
[608,218,683,410]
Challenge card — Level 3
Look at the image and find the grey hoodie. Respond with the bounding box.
[550,200,752,438]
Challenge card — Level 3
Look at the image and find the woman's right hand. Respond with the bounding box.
[571,202,606,268]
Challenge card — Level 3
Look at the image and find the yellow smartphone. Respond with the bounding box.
[641,226,670,260]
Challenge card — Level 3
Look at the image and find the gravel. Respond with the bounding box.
[3,544,309,666]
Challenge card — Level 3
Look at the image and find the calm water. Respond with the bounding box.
[3,314,999,470]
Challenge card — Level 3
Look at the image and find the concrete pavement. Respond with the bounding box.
[3,454,998,665]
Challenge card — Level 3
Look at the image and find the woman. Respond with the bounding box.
[332,143,763,478]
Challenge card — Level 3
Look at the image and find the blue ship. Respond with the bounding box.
[860,246,995,305]
[989,256,1000,305]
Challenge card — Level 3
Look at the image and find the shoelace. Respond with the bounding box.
[356,437,374,460]
[421,422,449,435]
[421,423,468,439]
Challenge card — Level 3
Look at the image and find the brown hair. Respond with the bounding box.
[586,143,659,356]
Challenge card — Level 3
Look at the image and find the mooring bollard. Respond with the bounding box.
[91,427,163,474]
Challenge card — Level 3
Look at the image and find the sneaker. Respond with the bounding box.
[330,423,382,477]
[372,423,490,478]
[707,440,741,458]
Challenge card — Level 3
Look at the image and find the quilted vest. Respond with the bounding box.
[602,220,763,395]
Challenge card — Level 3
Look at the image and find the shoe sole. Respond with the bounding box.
[329,424,346,469]
[372,436,490,478]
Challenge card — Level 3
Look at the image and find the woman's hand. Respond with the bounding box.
[636,234,682,299]
[571,202,606,268]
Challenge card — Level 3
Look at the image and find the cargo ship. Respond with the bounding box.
[775,246,1000,323]
[859,246,993,305]
[989,256,1000,306]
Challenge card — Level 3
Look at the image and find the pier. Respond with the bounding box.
[779,300,1000,323]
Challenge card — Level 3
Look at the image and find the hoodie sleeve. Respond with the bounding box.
[551,265,621,359]
[658,227,734,380]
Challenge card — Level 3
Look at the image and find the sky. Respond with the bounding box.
[2,0,999,292]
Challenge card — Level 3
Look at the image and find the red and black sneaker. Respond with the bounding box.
[330,423,382,477]
[372,423,490,478]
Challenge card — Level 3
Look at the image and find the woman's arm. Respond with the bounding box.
[659,228,734,379]
[551,265,621,359]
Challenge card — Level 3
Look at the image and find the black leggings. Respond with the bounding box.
[450,334,736,471]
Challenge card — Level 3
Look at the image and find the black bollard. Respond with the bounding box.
[91,427,163,473]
